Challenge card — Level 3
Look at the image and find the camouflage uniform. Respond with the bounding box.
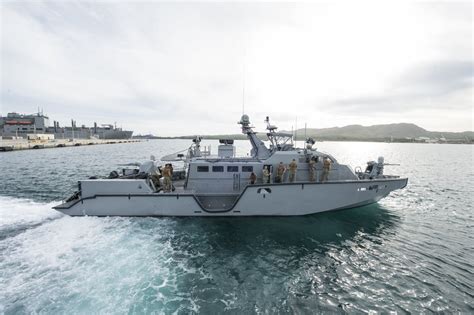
[263,167,271,184]
[289,159,298,182]
[309,158,316,182]
[162,165,172,192]
[276,163,286,183]
[150,169,161,190]
[321,158,331,182]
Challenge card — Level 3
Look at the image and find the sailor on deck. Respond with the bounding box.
[289,159,298,182]
[162,164,172,192]
[249,172,257,185]
[308,157,316,182]
[275,162,286,183]
[321,158,331,182]
[262,166,271,184]
[150,169,161,189]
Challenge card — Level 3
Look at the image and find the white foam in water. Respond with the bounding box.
[0,196,63,232]
[0,201,188,314]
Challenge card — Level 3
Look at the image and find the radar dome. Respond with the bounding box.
[239,114,250,125]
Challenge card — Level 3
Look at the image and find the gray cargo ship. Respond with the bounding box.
[0,112,133,139]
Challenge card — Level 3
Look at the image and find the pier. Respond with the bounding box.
[0,138,141,151]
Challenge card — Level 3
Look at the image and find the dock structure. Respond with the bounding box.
[0,138,141,151]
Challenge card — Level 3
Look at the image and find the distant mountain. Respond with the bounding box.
[288,123,473,141]
[291,123,430,139]
[188,123,473,142]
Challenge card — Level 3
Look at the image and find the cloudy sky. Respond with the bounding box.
[1,1,472,136]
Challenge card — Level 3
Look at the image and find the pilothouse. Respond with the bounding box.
[54,115,408,216]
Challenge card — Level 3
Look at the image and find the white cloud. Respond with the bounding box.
[1,1,472,135]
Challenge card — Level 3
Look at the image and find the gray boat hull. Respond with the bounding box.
[54,178,408,216]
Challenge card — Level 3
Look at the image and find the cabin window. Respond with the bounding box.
[212,166,224,172]
[227,166,239,172]
[197,166,209,172]
[242,166,253,172]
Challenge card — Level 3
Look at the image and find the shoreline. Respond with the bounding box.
[132,136,473,145]
[0,138,141,152]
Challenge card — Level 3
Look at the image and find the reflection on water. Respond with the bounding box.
[169,204,399,252]
[153,205,402,313]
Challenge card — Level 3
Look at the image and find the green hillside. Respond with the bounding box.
[291,123,472,141]
[149,123,473,143]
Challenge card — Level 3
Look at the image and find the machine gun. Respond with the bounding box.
[356,157,400,179]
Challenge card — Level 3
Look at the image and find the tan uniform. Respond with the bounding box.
[262,168,270,184]
[150,170,161,189]
[276,164,286,183]
[309,159,316,182]
[321,158,331,182]
[289,160,298,182]
[162,166,172,192]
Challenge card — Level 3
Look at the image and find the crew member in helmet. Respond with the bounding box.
[308,156,316,182]
[275,162,286,183]
[249,172,257,185]
[169,163,174,177]
[321,157,331,182]
[289,159,298,182]
[162,164,172,192]
[150,168,161,190]
[262,166,270,184]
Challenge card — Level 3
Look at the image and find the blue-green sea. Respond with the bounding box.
[0,140,473,313]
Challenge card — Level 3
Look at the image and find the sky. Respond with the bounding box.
[1,1,472,136]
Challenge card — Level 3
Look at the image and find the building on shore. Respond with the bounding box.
[0,111,133,140]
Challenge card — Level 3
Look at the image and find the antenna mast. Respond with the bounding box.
[305,123,307,142]
[295,116,298,144]
[242,54,246,115]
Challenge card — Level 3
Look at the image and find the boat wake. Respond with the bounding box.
[0,196,63,240]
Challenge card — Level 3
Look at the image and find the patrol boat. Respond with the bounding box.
[54,115,408,216]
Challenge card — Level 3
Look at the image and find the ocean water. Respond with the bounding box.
[0,140,473,313]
